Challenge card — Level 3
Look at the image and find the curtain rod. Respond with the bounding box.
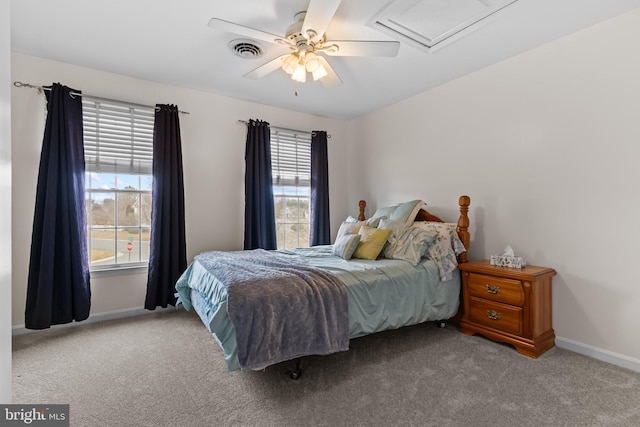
[13,81,190,114]
[237,119,331,138]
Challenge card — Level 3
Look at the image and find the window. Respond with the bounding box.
[270,127,311,249]
[83,97,154,270]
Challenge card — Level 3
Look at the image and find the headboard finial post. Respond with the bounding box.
[457,195,471,263]
[358,200,366,221]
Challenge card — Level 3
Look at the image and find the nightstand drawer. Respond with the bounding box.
[468,297,522,336]
[467,273,524,306]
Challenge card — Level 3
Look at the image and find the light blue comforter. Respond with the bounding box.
[176,246,460,371]
[180,249,348,371]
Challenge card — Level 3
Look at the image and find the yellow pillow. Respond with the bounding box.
[353,226,392,260]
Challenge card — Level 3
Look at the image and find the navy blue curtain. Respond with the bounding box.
[145,105,187,310]
[25,83,91,330]
[310,130,331,246]
[244,119,277,250]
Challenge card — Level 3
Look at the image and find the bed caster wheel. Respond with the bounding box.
[290,369,302,380]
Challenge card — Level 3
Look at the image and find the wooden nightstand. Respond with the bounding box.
[458,260,556,357]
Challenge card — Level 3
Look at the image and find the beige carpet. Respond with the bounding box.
[12,309,640,427]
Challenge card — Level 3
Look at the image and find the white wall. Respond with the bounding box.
[1,0,13,404]
[351,8,640,365]
[11,53,350,327]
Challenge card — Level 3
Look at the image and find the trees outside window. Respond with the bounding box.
[86,173,151,268]
[270,128,311,249]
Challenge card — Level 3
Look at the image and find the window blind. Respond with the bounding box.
[82,97,155,175]
[270,127,311,187]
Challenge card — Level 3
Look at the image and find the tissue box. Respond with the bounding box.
[490,255,526,269]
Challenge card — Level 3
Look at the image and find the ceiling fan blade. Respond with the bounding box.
[317,56,342,88]
[208,18,284,45]
[323,40,400,57]
[243,55,287,79]
[302,0,342,42]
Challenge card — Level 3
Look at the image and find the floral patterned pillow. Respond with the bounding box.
[413,222,466,281]
[381,223,437,266]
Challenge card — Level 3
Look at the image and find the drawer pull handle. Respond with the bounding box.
[486,310,502,321]
[485,284,501,294]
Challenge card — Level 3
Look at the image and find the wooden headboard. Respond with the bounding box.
[358,195,471,263]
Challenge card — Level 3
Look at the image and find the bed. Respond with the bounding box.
[175,196,470,378]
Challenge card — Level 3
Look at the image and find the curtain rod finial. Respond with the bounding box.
[13,81,43,93]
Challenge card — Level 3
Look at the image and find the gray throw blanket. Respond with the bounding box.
[194,249,349,371]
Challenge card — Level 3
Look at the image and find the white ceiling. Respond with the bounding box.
[10,0,640,121]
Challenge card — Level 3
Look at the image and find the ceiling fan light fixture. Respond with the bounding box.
[291,63,307,82]
[281,54,299,74]
[305,52,321,72]
[312,64,328,81]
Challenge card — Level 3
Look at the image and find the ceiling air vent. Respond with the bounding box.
[229,39,264,59]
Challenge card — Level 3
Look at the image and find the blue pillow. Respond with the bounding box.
[332,234,361,260]
[389,199,425,225]
[372,205,397,219]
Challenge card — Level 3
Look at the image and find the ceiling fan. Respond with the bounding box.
[208,0,400,88]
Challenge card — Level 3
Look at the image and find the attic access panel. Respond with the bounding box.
[369,0,518,51]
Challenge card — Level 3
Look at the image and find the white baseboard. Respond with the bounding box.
[556,336,640,373]
[12,306,176,336]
